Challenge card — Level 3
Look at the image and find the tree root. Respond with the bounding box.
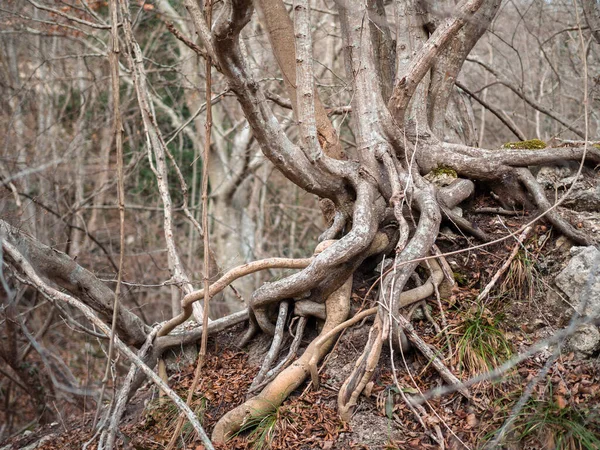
[210,276,353,444]
[158,257,311,337]
[337,314,387,421]
[516,168,595,246]
[249,301,289,391]
[308,307,379,390]
[248,316,307,395]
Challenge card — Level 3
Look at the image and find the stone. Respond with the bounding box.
[553,246,600,356]
[562,185,600,212]
[567,324,600,356]
[554,246,600,319]
[535,165,576,188]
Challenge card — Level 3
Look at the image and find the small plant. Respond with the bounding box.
[488,387,600,449]
[453,304,513,377]
[239,410,279,450]
[235,402,297,450]
[501,249,538,302]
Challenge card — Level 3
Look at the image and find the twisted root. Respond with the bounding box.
[211,276,353,443]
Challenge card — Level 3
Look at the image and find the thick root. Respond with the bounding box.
[211,276,353,444]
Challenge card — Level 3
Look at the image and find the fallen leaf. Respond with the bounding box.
[466,413,478,427]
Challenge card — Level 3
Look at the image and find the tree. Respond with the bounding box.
[1,0,598,447]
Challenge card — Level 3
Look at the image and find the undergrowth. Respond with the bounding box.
[453,304,513,377]
[234,402,296,450]
[488,384,600,449]
[501,248,541,302]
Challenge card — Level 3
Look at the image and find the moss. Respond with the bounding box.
[593,143,600,149]
[431,165,458,178]
[502,139,547,150]
[453,272,468,286]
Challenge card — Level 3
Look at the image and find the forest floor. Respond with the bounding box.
[3,182,600,450]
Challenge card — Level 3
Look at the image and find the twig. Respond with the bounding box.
[472,207,522,216]
[164,21,207,59]
[94,0,126,429]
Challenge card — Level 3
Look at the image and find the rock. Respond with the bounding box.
[535,164,600,212]
[562,185,600,212]
[554,246,600,318]
[553,246,600,356]
[535,165,576,187]
[567,324,600,356]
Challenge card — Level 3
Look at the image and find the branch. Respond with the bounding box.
[182,0,217,60]
[25,0,110,29]
[466,57,586,138]
[2,240,214,450]
[456,81,526,141]
[258,0,345,159]
[388,0,485,124]
[0,219,149,346]
[164,21,209,60]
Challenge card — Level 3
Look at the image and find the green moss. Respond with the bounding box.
[431,165,458,178]
[593,143,600,149]
[502,139,547,150]
[453,272,468,286]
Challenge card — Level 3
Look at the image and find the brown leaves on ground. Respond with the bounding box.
[126,348,258,449]
[224,390,349,450]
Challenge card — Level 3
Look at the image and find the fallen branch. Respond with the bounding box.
[392,311,470,400]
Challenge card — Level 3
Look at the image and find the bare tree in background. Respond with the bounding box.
[1,0,599,447]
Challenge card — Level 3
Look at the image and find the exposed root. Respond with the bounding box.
[250,183,384,335]
[248,316,307,395]
[308,307,378,390]
[210,276,353,444]
[158,257,310,337]
[294,300,326,319]
[516,168,594,246]
[337,314,386,421]
[249,301,289,391]
[441,204,491,241]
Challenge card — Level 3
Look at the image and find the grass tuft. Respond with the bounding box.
[489,386,600,449]
[453,304,513,377]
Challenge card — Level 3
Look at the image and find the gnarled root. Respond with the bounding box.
[211,276,353,444]
[337,314,387,421]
